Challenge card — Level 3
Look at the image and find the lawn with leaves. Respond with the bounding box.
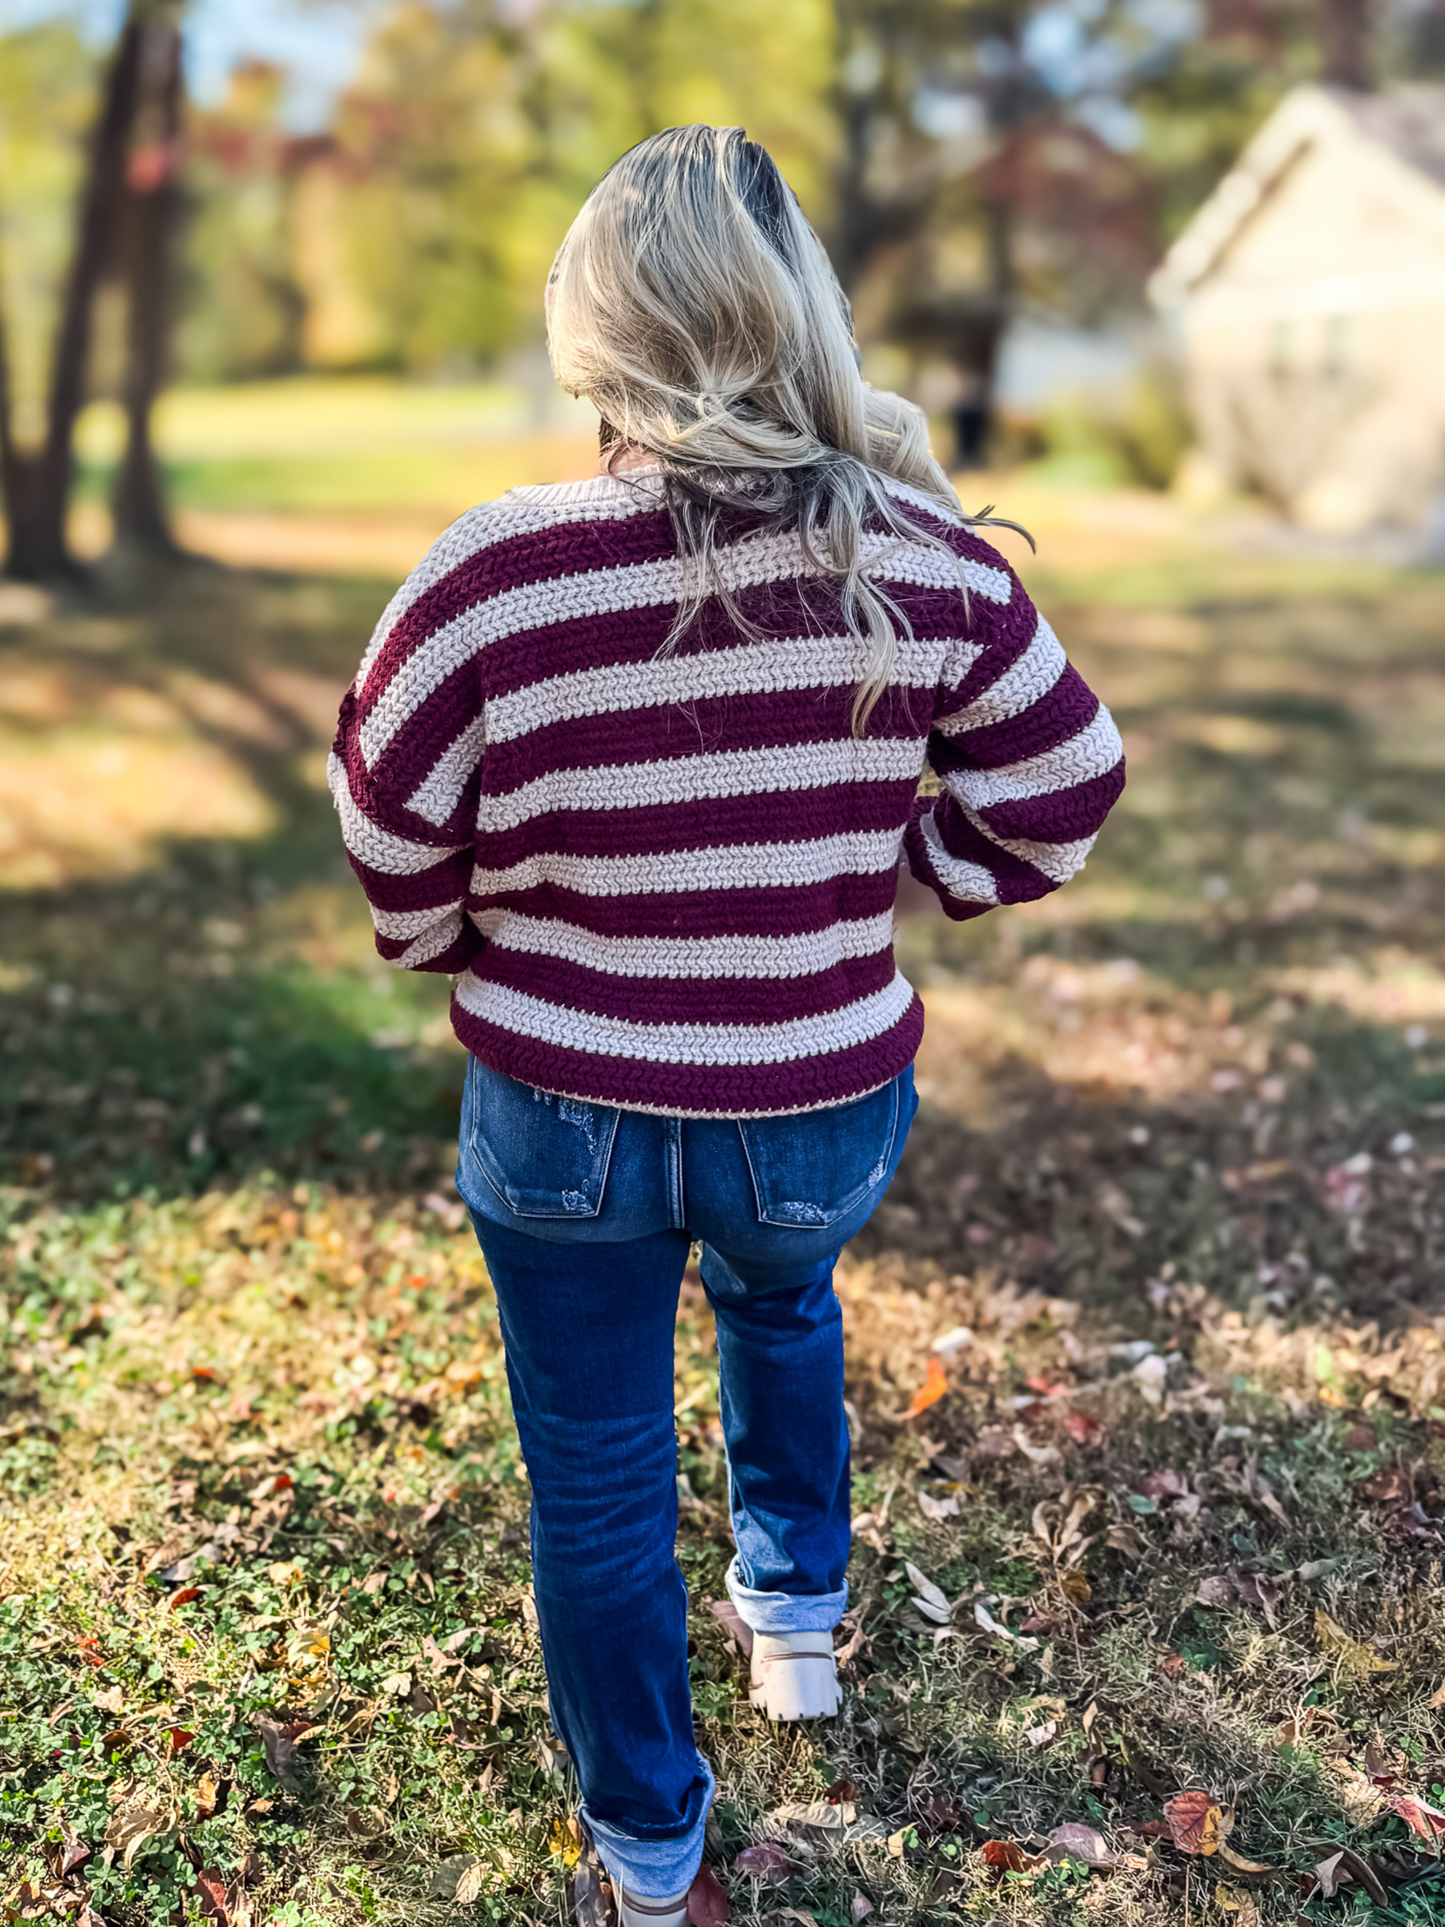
[2,477,1444,1927]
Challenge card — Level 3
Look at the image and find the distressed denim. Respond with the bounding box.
[456,1058,917,1898]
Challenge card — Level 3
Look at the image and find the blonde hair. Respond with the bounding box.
[545,124,1020,732]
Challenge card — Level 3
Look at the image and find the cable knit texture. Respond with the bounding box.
[329,470,1124,1117]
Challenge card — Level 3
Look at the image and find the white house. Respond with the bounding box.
[1150,85,1445,532]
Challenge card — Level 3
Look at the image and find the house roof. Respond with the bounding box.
[1149,83,1445,308]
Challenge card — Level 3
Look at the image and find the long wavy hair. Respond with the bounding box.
[545,124,1020,732]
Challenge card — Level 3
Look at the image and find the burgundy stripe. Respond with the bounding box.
[934,591,1037,716]
[451,995,925,1116]
[464,870,900,939]
[375,926,479,974]
[346,848,475,914]
[902,810,992,925]
[975,759,1126,843]
[478,940,897,1025]
[478,689,925,793]
[359,505,676,723]
[471,783,914,870]
[932,669,1099,773]
[928,802,1056,902]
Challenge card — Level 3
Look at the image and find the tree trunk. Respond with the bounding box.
[113,17,184,553]
[2,18,144,580]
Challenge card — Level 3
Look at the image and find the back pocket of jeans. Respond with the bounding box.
[736,1078,901,1229]
[467,1059,621,1219]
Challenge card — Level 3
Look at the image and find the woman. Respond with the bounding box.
[330,125,1123,1927]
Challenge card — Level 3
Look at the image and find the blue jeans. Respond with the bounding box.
[456,1059,917,1898]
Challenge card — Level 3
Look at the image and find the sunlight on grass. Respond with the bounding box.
[2,470,1443,1924]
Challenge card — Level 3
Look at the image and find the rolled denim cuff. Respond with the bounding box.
[582,1752,714,1899]
[726,1557,848,1634]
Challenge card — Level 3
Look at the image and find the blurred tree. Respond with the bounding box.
[113,7,185,552]
[0,0,186,578]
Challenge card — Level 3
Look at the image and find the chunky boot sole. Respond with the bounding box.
[748,1640,841,1720]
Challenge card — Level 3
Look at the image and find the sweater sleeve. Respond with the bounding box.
[327,518,493,975]
[902,556,1125,922]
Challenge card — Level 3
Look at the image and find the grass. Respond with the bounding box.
[2,433,1445,1927]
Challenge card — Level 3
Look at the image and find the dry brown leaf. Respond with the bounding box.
[252,1713,313,1794]
[1218,1844,1278,1877]
[688,1864,731,1926]
[1315,1609,1398,1677]
[849,1895,874,1923]
[1044,1823,1118,1869]
[704,1598,753,1658]
[916,1489,959,1522]
[452,1860,486,1904]
[983,1839,1033,1874]
[104,1798,170,1871]
[567,1858,608,1927]
[1162,1789,1222,1856]
[1429,1679,1445,1710]
[734,1842,800,1881]
[1313,1851,1350,1899]
[1388,1793,1445,1842]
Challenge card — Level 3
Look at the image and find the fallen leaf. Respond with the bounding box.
[1196,1567,1281,1629]
[567,1858,608,1927]
[60,1827,90,1874]
[983,1839,1034,1874]
[1430,1679,1445,1710]
[704,1598,754,1658]
[168,1726,195,1754]
[166,1585,201,1611]
[1060,1568,1092,1604]
[900,1356,948,1420]
[771,1801,848,1832]
[974,1598,1040,1650]
[1315,1609,1398,1677]
[1026,1720,1059,1747]
[904,1560,952,1624]
[93,1685,124,1714]
[734,1842,799,1880]
[849,1895,873,1922]
[252,1713,314,1796]
[1388,1793,1445,1842]
[1143,1469,1191,1503]
[1218,1844,1278,1877]
[688,1864,731,1925]
[826,1777,859,1804]
[917,1489,960,1522]
[1012,1424,1063,1465]
[1063,1409,1101,1444]
[196,1868,233,1924]
[974,1425,1015,1459]
[104,1798,170,1870]
[548,1817,583,1867]
[1163,1789,1223,1856]
[1313,1851,1350,1899]
[454,1859,487,1904]
[1044,1823,1118,1869]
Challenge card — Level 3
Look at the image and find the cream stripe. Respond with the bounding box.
[355,480,657,696]
[915,809,999,905]
[471,908,897,980]
[972,826,1098,883]
[484,634,965,746]
[396,920,465,967]
[452,969,917,1066]
[939,616,1067,735]
[328,752,466,878]
[469,828,904,899]
[406,713,488,826]
[941,706,1123,810]
[478,738,921,835]
[359,529,1009,769]
[371,899,465,939]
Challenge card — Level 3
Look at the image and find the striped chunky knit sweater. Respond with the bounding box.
[329,470,1124,1117]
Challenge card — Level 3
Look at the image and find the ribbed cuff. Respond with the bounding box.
[725,1558,848,1634]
